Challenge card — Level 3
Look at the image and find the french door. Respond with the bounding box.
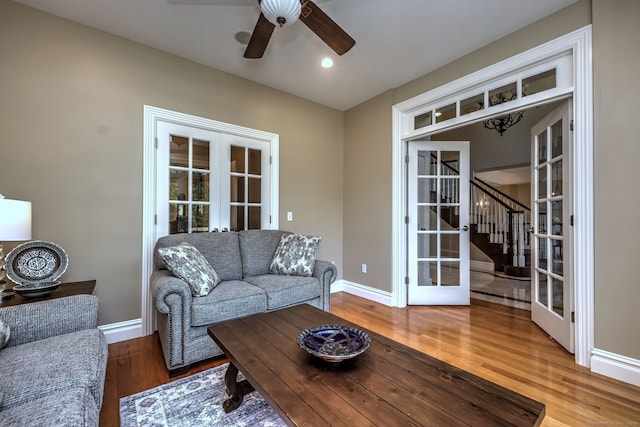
[156,121,271,236]
[407,141,470,305]
[530,101,574,353]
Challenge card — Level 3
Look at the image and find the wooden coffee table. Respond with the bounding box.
[208,304,545,426]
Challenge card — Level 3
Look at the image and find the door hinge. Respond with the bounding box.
[269,215,272,224]
[570,120,574,131]
[571,311,575,323]
[405,154,409,164]
[154,214,157,225]
[269,155,272,165]
[405,277,409,285]
[405,216,409,224]
[570,214,574,226]
[155,137,158,149]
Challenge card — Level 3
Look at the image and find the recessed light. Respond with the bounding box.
[321,57,334,68]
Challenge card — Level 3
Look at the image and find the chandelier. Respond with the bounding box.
[260,0,302,27]
[482,90,525,136]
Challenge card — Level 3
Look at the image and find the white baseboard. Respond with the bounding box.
[331,279,394,307]
[471,260,495,274]
[99,318,143,344]
[591,348,640,387]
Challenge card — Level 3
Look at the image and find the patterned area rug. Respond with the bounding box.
[120,363,286,427]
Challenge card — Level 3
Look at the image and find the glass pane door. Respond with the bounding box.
[230,145,263,231]
[408,141,470,305]
[157,122,221,235]
[156,122,271,237]
[531,102,573,353]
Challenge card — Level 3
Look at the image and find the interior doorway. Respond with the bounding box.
[431,100,565,312]
[392,26,593,367]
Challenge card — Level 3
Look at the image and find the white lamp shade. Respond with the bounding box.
[261,0,301,27]
[0,198,32,241]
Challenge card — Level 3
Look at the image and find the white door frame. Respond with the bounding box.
[141,106,280,336]
[392,26,593,367]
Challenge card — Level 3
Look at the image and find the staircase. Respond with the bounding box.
[436,156,531,277]
[470,176,531,277]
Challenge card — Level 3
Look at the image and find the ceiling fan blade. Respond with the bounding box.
[299,1,355,55]
[244,13,276,59]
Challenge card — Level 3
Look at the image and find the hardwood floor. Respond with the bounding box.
[100,293,640,426]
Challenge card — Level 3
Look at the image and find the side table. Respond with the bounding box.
[0,280,96,307]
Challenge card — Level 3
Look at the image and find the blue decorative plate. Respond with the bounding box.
[297,324,371,362]
[5,241,68,286]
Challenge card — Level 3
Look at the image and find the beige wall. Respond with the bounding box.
[343,91,395,292]
[0,1,344,325]
[592,0,640,359]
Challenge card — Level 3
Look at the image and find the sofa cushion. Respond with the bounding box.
[238,230,288,277]
[155,232,243,281]
[0,317,9,350]
[190,280,267,326]
[0,387,99,427]
[0,328,107,409]
[270,233,321,277]
[158,242,220,297]
[243,274,320,310]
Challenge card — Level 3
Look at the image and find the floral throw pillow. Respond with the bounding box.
[158,242,220,297]
[270,233,321,277]
[0,317,10,351]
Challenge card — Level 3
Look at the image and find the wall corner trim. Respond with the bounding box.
[591,348,640,387]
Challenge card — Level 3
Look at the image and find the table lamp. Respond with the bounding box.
[0,194,32,285]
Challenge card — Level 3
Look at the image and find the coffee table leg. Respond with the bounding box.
[223,363,255,413]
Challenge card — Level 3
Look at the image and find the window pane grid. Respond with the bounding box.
[168,134,213,234]
[230,145,262,231]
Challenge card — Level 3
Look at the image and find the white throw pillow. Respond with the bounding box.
[158,242,220,297]
[270,233,321,277]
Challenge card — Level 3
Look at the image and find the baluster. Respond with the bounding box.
[518,215,526,267]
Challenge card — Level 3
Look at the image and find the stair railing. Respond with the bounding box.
[471,184,528,267]
[432,155,531,269]
[472,175,531,267]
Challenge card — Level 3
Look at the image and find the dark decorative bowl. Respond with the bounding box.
[297,324,371,363]
[13,281,61,298]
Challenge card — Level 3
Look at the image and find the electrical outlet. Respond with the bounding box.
[287,211,293,221]
[361,263,367,273]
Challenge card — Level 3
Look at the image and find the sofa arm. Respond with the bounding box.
[0,295,99,348]
[313,260,337,311]
[150,269,193,316]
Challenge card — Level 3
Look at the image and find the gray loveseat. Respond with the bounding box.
[0,295,108,426]
[150,230,337,374]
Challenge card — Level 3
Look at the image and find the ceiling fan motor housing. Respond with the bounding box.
[261,0,302,27]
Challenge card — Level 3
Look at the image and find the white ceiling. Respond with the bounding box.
[13,0,577,111]
[475,166,531,186]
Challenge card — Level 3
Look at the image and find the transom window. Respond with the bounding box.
[408,54,571,135]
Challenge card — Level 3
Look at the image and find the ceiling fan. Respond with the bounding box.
[244,0,355,59]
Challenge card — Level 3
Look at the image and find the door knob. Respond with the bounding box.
[461,225,469,231]
[528,227,534,233]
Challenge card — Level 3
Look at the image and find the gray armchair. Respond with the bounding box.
[0,295,108,426]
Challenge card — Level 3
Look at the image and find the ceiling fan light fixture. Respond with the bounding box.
[260,0,301,27]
